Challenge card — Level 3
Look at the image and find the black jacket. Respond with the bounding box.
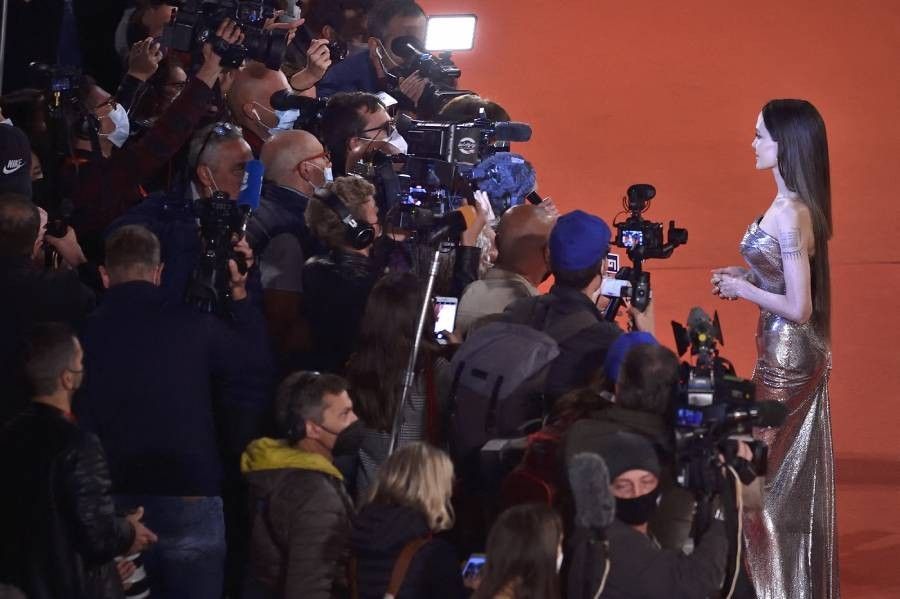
[77,281,273,496]
[505,285,622,402]
[0,256,96,423]
[0,402,134,599]
[246,183,320,260]
[302,249,379,374]
[594,520,727,599]
[351,503,466,599]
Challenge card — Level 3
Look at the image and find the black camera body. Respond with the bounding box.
[613,184,688,260]
[161,0,288,70]
[186,191,250,315]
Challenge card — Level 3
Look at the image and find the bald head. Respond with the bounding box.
[494,204,555,283]
[261,130,326,185]
[228,62,290,136]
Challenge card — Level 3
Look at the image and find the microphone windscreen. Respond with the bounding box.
[390,36,423,59]
[491,122,533,142]
[686,306,713,331]
[238,160,265,211]
[754,400,788,427]
[569,452,616,530]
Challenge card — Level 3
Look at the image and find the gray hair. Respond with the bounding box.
[188,121,245,172]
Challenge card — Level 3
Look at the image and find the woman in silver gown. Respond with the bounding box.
[712,99,839,599]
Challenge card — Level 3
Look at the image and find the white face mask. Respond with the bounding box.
[101,103,131,148]
[252,105,299,138]
[358,127,409,155]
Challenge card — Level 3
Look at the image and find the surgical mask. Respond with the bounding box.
[101,103,131,148]
[300,162,333,193]
[359,127,408,155]
[253,104,299,137]
[615,488,660,526]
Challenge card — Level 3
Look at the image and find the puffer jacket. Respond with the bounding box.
[242,438,354,599]
[0,402,134,599]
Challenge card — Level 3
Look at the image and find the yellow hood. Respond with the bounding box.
[240,437,343,481]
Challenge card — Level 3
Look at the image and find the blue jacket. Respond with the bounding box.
[317,50,379,98]
[77,281,274,497]
[108,187,264,311]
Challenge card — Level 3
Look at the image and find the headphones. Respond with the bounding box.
[315,188,376,250]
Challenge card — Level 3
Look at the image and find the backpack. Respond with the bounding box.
[447,295,597,473]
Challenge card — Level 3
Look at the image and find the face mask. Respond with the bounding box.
[253,104,299,137]
[358,128,408,155]
[300,162,333,193]
[556,550,563,573]
[101,103,131,148]
[615,488,660,526]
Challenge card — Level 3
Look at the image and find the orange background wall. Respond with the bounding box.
[420,1,900,595]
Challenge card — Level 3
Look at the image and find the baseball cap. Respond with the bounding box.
[0,124,33,197]
[549,209,611,271]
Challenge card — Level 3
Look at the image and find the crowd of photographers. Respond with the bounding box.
[0,1,766,598]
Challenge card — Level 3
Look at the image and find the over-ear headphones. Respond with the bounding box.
[315,188,376,250]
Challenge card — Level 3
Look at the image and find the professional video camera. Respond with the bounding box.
[268,90,328,138]
[669,307,786,496]
[605,184,688,312]
[161,0,288,70]
[185,191,252,314]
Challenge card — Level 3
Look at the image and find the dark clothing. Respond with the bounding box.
[301,248,379,374]
[63,76,214,260]
[0,255,96,422]
[77,281,273,497]
[316,50,379,98]
[242,438,353,599]
[565,406,695,551]
[351,503,466,599]
[505,285,622,401]
[107,188,200,306]
[371,237,483,298]
[0,402,134,599]
[246,183,319,260]
[597,519,727,599]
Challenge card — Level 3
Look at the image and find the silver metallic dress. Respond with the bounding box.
[740,219,840,599]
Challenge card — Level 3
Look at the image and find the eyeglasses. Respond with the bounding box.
[360,119,395,139]
[297,150,331,167]
[194,122,236,170]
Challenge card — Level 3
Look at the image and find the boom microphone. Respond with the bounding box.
[569,452,616,530]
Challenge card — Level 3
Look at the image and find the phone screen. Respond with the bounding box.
[434,296,459,342]
[462,553,486,578]
[425,15,477,51]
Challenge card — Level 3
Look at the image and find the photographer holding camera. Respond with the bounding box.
[503,210,654,403]
[317,0,434,112]
[108,119,257,307]
[59,20,243,261]
[568,432,737,599]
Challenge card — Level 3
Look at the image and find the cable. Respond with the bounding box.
[593,541,611,599]
[723,465,744,599]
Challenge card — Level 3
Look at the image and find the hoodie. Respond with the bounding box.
[242,438,353,599]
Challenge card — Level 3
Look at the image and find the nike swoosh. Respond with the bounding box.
[2,164,22,175]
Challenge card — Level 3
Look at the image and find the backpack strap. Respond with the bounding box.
[541,302,601,346]
[385,536,432,599]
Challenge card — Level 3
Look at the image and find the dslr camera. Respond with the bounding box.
[161,0,288,70]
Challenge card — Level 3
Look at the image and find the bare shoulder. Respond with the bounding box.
[772,200,814,254]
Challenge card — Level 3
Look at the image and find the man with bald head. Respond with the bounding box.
[226,61,292,156]
[246,130,330,365]
[455,203,556,336]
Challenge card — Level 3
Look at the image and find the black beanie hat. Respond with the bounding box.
[594,431,661,480]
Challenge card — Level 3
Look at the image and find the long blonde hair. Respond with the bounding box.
[366,442,455,532]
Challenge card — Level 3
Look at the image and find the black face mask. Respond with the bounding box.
[615,488,660,526]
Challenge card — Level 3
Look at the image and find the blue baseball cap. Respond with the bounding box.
[604,331,658,383]
[549,210,612,271]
